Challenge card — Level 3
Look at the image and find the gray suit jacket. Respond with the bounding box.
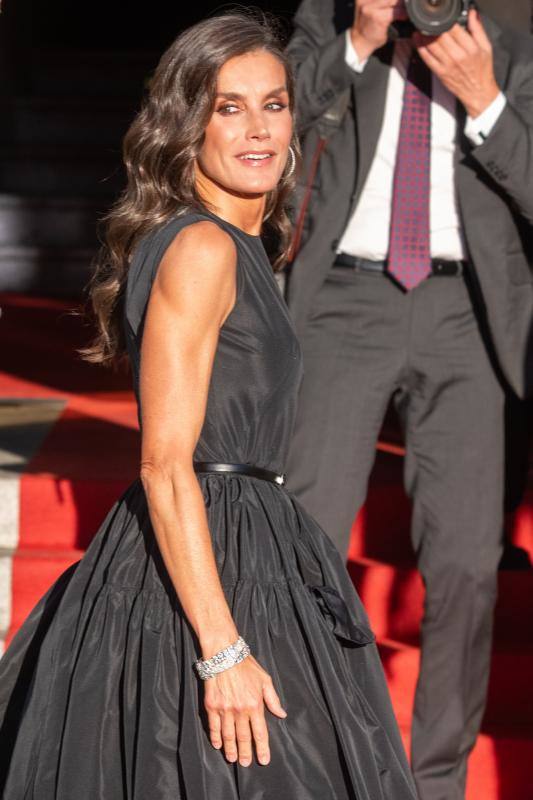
[286,0,533,398]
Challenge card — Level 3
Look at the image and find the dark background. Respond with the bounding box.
[0,0,530,300]
[4,0,530,50]
[0,2,303,298]
[3,1,300,53]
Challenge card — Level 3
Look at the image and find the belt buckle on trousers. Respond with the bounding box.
[430,258,465,277]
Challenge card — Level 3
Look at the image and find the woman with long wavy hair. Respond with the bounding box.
[0,12,416,799]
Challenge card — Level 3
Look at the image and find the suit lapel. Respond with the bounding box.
[351,42,394,210]
[492,46,511,93]
[483,13,510,93]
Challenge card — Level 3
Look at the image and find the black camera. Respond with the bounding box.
[391,0,475,38]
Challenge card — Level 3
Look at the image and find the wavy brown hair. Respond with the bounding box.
[82,11,300,366]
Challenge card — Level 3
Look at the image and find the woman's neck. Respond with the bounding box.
[195,172,266,236]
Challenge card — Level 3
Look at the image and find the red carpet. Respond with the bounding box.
[1,293,532,798]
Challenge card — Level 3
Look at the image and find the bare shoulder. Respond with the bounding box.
[154,220,237,319]
[158,220,237,286]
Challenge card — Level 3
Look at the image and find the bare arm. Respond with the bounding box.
[139,221,286,768]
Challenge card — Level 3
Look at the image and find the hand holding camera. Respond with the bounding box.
[351,1,499,121]
[415,7,500,118]
[350,1,409,63]
[349,0,469,62]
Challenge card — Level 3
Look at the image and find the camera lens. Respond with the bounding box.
[406,0,463,35]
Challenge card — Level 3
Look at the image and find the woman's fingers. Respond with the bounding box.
[207,709,222,750]
[250,710,271,765]
[221,710,238,763]
[205,664,286,767]
[262,678,287,719]
[235,714,253,767]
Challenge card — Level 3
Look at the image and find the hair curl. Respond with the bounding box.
[82,11,300,366]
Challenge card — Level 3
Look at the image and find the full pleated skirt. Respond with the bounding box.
[0,475,416,799]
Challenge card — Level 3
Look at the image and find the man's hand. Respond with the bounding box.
[351,0,407,63]
[415,9,500,118]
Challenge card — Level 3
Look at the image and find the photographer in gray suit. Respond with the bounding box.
[285,1,533,797]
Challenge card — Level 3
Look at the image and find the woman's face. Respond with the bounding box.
[197,49,293,198]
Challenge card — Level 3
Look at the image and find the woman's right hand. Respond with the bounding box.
[204,655,287,767]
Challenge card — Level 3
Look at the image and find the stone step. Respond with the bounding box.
[347,559,533,649]
[0,195,106,248]
[0,194,110,294]
[378,639,533,729]
[0,551,13,652]
[349,449,533,565]
[463,729,533,800]
[398,723,533,800]
[1,548,83,650]
[0,245,95,295]
[0,397,65,652]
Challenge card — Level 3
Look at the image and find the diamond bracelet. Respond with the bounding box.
[195,636,251,680]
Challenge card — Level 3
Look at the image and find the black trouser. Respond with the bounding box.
[286,266,504,800]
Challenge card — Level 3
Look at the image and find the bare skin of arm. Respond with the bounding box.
[139,221,286,769]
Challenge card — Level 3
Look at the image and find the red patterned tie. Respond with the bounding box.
[388,48,432,291]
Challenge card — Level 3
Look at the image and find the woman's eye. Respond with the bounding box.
[216,101,288,115]
[217,104,240,115]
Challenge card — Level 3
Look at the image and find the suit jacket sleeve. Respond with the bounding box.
[287,0,357,134]
[470,54,533,226]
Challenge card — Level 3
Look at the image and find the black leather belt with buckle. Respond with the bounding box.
[194,462,286,486]
[333,253,466,277]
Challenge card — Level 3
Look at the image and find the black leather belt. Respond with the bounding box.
[333,253,466,277]
[193,462,286,486]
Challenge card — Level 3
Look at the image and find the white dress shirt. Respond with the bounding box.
[338,32,507,261]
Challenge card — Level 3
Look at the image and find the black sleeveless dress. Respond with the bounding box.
[0,210,416,800]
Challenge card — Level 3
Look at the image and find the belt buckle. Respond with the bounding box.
[275,473,286,486]
[432,259,464,277]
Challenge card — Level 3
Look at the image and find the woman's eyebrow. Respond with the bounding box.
[216,86,288,101]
